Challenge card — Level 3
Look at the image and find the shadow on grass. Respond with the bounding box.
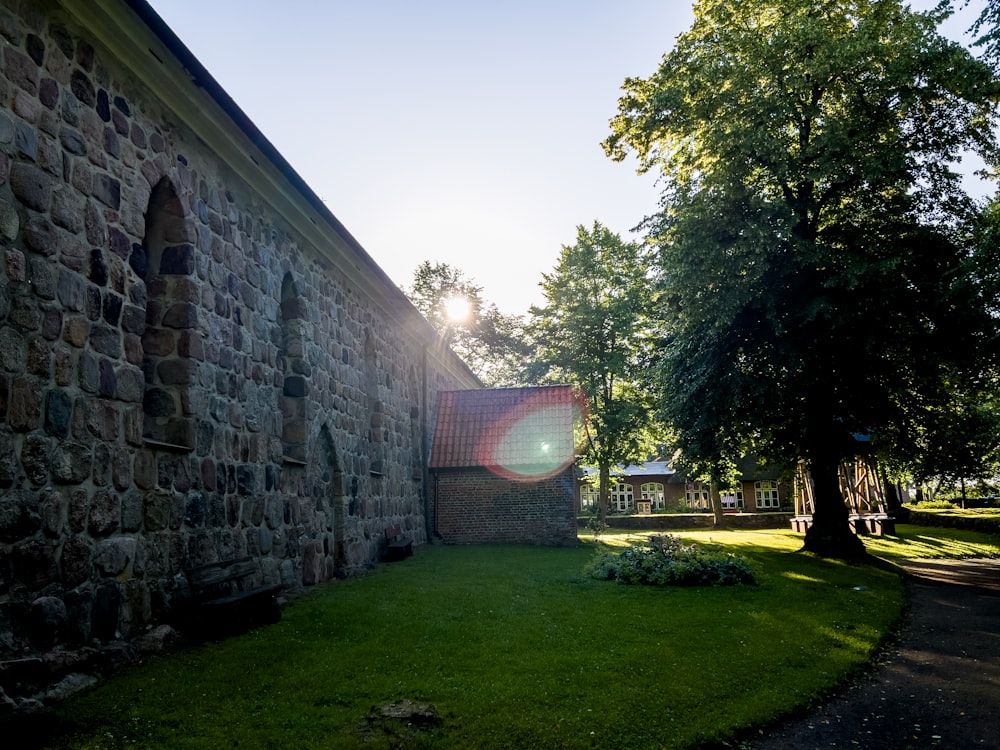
[46,540,906,750]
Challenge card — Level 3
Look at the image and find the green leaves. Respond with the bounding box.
[529,222,661,498]
[607,0,1000,486]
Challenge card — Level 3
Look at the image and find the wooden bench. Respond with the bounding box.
[182,557,282,638]
[384,525,413,562]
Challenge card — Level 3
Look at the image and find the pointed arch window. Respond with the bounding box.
[279,273,308,464]
[137,177,197,452]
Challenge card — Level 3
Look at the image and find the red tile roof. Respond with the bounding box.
[430,385,578,480]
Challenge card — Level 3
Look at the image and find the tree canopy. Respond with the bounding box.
[528,222,660,518]
[605,0,1000,556]
[404,261,529,386]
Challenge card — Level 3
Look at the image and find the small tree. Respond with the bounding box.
[404,261,530,386]
[528,222,661,520]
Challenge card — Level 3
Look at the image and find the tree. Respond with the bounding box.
[604,0,1000,557]
[968,0,1000,64]
[404,261,530,386]
[528,222,660,520]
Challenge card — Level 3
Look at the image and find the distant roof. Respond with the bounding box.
[430,386,577,480]
[579,462,676,478]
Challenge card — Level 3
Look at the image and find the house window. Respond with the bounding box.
[685,482,710,510]
[640,482,665,511]
[721,488,745,511]
[611,482,634,512]
[580,485,599,509]
[755,480,781,509]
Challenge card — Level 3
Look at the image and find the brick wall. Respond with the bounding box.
[0,0,477,668]
[434,467,577,545]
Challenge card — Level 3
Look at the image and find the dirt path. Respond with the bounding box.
[743,558,1000,750]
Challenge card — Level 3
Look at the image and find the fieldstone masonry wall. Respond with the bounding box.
[0,0,476,689]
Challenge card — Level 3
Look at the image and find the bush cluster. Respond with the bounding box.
[584,535,755,587]
[907,499,957,510]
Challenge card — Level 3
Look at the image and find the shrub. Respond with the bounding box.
[584,535,755,587]
[907,499,957,510]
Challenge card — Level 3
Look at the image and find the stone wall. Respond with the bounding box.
[433,467,578,545]
[0,0,477,677]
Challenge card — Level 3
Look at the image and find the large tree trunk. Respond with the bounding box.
[710,481,727,528]
[803,447,866,559]
[598,462,611,523]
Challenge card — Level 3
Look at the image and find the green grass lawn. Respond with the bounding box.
[46,530,925,750]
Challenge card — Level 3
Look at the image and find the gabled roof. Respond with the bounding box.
[579,462,676,479]
[430,386,577,480]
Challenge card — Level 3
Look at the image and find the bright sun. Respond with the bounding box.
[443,296,473,324]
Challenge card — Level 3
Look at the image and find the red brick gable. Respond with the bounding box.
[430,385,577,480]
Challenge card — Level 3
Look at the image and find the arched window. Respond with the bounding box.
[755,480,781,509]
[363,332,383,475]
[279,273,308,464]
[316,425,346,572]
[137,177,196,452]
[611,482,634,512]
[685,482,710,510]
[579,484,599,509]
[640,482,665,511]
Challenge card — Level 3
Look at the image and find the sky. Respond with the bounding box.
[147,1,987,317]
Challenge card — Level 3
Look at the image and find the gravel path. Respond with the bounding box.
[743,558,1000,750]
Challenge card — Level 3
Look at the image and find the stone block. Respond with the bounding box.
[63,315,89,347]
[89,248,108,285]
[98,358,116,397]
[115,364,143,403]
[42,305,62,340]
[60,536,91,589]
[0,489,37,543]
[112,446,132,490]
[93,537,134,577]
[0,195,18,240]
[4,47,38,93]
[26,335,50,376]
[115,491,139,534]
[28,596,67,650]
[5,247,25,281]
[141,326,175,356]
[44,388,72,437]
[27,255,56,299]
[0,326,25,372]
[0,427,15,488]
[23,214,58,256]
[92,441,111,486]
[39,487,66,538]
[57,268,87,310]
[121,304,146,335]
[102,291,122,324]
[283,374,308,397]
[159,244,194,275]
[176,328,204,359]
[91,581,121,642]
[13,540,59,590]
[51,440,92,484]
[161,301,197,329]
[157,357,196,385]
[51,187,83,232]
[134,450,157,490]
[85,398,119,441]
[9,376,42,431]
[93,172,120,209]
[88,489,120,536]
[9,161,50,211]
[124,405,144,446]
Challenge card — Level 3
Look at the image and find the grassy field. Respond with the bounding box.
[42,529,935,750]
